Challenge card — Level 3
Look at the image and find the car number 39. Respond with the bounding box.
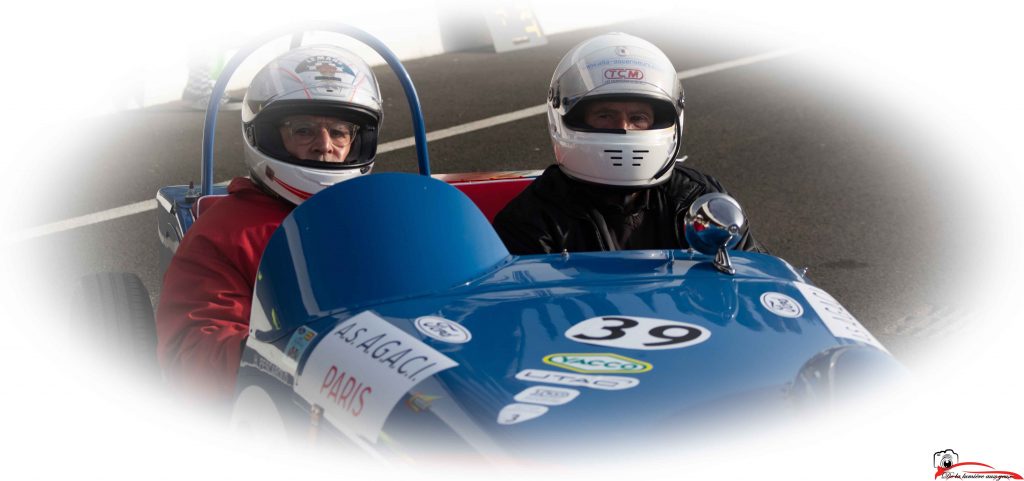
[564,316,711,351]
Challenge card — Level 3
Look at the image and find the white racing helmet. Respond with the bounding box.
[242,45,382,204]
[547,33,684,188]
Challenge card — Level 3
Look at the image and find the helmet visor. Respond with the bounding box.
[551,44,683,117]
[279,118,360,149]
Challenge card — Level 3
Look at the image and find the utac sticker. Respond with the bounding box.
[794,283,888,352]
[295,311,458,443]
[515,369,639,391]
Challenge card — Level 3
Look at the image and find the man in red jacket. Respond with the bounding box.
[156,45,384,404]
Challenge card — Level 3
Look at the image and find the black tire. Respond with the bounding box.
[73,272,159,376]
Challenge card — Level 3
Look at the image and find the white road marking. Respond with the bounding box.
[8,199,158,244]
[6,47,805,244]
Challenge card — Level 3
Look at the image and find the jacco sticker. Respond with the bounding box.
[542,353,652,374]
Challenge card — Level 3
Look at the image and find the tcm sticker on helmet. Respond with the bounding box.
[604,68,644,80]
[295,311,458,443]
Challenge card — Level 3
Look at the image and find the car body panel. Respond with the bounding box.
[233,173,897,457]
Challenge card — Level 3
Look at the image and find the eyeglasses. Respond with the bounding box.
[280,120,359,146]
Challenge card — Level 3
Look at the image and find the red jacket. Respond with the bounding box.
[156,177,293,403]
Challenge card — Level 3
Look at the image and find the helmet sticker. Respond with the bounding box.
[296,56,356,82]
[604,68,645,80]
[585,58,656,71]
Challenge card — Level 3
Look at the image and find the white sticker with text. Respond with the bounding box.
[513,385,580,406]
[515,369,639,391]
[794,283,887,352]
[497,403,548,425]
[295,311,458,442]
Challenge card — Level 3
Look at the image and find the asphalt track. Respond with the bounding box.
[13,17,975,364]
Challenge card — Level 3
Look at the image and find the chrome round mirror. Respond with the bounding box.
[684,193,745,274]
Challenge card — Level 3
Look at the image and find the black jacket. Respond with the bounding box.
[493,164,767,255]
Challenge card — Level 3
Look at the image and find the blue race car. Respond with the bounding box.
[146,24,902,461]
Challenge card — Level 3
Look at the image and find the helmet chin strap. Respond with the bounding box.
[650,157,675,183]
[650,122,682,182]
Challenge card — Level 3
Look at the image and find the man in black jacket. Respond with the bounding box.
[493,32,765,255]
